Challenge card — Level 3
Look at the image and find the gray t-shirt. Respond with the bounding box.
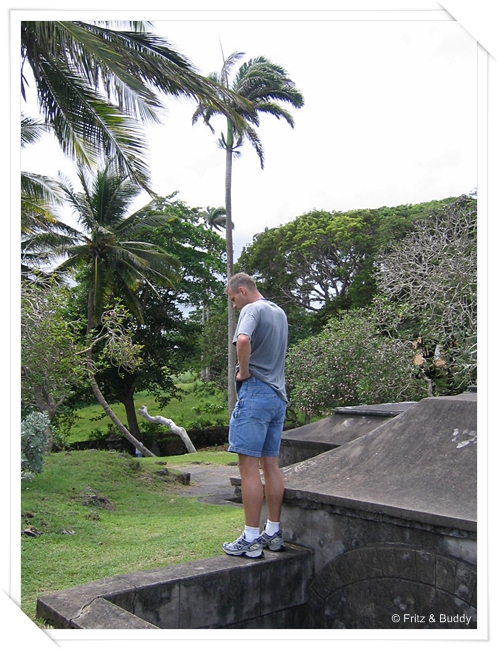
[233,298,288,402]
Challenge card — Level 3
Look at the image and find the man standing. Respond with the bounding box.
[222,273,288,558]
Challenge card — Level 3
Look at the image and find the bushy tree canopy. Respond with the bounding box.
[237,199,456,331]
[374,194,477,394]
[286,308,426,420]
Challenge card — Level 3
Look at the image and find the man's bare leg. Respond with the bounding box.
[238,454,264,528]
[260,456,284,523]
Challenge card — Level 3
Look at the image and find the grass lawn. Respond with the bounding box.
[21,449,243,626]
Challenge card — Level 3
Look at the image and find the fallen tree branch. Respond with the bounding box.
[138,406,197,454]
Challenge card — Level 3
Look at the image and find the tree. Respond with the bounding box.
[193,52,304,412]
[374,194,477,395]
[21,277,86,419]
[285,309,427,422]
[202,205,227,232]
[85,197,227,441]
[54,163,179,326]
[48,162,180,455]
[21,21,255,190]
[237,199,457,332]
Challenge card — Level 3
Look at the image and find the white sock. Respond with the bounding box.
[243,526,260,542]
[265,520,280,536]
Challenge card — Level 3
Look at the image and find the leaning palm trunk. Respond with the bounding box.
[86,350,155,457]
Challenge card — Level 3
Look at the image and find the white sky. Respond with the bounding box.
[20,10,478,261]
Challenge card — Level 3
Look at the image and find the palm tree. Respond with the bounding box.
[21,115,78,276]
[21,21,255,191]
[202,205,227,232]
[50,162,180,455]
[21,116,63,236]
[193,52,304,412]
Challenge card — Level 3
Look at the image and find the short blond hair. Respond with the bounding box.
[226,272,257,293]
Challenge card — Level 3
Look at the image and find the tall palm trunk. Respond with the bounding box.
[225,120,237,415]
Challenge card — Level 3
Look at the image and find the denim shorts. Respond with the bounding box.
[228,376,287,458]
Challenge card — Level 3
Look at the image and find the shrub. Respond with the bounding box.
[286,309,426,420]
[21,411,51,481]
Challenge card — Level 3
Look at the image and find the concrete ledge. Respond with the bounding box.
[37,544,314,629]
[281,395,477,532]
[72,598,159,629]
[279,402,415,466]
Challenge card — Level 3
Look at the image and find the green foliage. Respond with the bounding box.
[193,295,229,388]
[21,277,87,418]
[21,21,249,190]
[81,196,227,434]
[55,164,180,328]
[145,196,226,308]
[67,387,228,444]
[237,198,457,331]
[21,412,51,480]
[286,309,426,419]
[187,397,227,429]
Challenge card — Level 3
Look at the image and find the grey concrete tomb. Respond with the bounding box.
[279,392,477,628]
[37,391,477,629]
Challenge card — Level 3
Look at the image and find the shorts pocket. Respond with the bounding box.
[232,398,244,419]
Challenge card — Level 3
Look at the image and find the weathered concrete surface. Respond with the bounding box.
[279,402,416,467]
[37,544,313,629]
[308,544,477,629]
[168,461,243,506]
[276,393,478,629]
[281,394,477,530]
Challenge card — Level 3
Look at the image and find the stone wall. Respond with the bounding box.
[281,498,476,628]
[36,545,314,629]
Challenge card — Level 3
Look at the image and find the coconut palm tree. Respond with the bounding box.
[202,205,228,232]
[21,21,255,191]
[193,52,304,412]
[54,163,179,328]
[21,115,78,276]
[49,162,180,455]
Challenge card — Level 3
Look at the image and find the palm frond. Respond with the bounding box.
[21,115,51,147]
[21,21,257,191]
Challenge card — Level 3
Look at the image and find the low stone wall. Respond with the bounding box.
[37,544,314,629]
[69,426,230,456]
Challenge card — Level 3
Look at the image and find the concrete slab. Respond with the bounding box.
[281,394,477,530]
[279,402,416,466]
[167,462,243,506]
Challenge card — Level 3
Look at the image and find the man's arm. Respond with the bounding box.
[236,334,252,381]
